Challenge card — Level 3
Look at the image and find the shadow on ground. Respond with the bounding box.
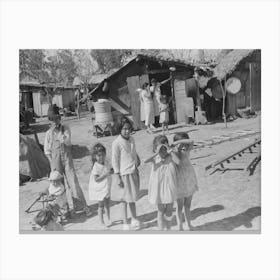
[139,204,225,230]
[191,206,261,231]
[190,204,225,220]
[71,145,89,159]
[27,123,51,134]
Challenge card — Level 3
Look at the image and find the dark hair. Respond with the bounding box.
[34,209,55,227]
[153,135,169,152]
[142,82,149,89]
[173,132,190,142]
[91,143,106,165]
[48,104,61,121]
[116,116,133,134]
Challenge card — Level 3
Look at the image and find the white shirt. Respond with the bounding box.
[111,135,138,175]
[44,124,71,155]
[48,181,65,196]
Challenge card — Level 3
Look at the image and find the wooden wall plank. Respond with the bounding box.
[126,76,141,129]
[250,62,261,112]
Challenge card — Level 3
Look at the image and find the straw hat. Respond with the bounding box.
[49,170,63,181]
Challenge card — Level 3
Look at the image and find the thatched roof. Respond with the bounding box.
[135,50,194,66]
[214,49,256,80]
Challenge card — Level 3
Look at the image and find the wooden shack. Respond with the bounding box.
[203,49,261,119]
[91,54,196,129]
[20,82,77,117]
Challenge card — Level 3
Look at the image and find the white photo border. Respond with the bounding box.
[1,0,280,279]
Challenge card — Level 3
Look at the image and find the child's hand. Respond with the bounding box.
[119,180,124,188]
[117,174,124,188]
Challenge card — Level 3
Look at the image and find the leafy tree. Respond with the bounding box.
[90,49,133,73]
[19,49,49,83]
[46,49,77,85]
[73,49,97,86]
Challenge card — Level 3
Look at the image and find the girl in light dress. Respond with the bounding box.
[88,143,113,228]
[111,117,141,230]
[173,132,198,230]
[145,135,180,230]
[159,95,169,134]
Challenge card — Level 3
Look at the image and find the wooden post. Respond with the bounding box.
[170,72,177,123]
[249,63,252,113]
[219,79,227,128]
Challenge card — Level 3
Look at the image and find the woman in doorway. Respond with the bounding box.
[139,83,155,133]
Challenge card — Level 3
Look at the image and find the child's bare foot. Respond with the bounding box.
[131,219,141,230]
[184,222,191,231]
[178,223,184,231]
[99,223,107,230]
[123,223,130,230]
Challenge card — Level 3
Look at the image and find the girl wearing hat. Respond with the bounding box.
[44,105,91,217]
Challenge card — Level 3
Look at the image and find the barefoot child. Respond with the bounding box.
[112,117,141,230]
[159,95,169,134]
[145,135,180,230]
[173,132,198,230]
[88,143,113,228]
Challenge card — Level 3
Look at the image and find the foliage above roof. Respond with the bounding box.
[214,49,257,80]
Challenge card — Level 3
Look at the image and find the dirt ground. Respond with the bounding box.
[19,114,261,232]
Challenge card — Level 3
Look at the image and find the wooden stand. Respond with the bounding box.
[94,123,113,138]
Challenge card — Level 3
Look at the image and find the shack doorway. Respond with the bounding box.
[149,72,174,124]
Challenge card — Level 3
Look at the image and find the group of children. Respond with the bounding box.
[33,116,198,231]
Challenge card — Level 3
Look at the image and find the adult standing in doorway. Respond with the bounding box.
[150,77,172,127]
[139,83,155,133]
[44,105,92,216]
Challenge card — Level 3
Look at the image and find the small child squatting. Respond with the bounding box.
[33,208,64,231]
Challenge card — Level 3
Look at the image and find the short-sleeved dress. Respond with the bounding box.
[159,103,169,124]
[148,155,178,205]
[88,161,112,201]
[176,151,198,198]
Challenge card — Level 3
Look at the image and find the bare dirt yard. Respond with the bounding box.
[19,114,261,232]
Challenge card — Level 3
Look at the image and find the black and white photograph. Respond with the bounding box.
[19,49,261,232]
[1,0,280,279]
